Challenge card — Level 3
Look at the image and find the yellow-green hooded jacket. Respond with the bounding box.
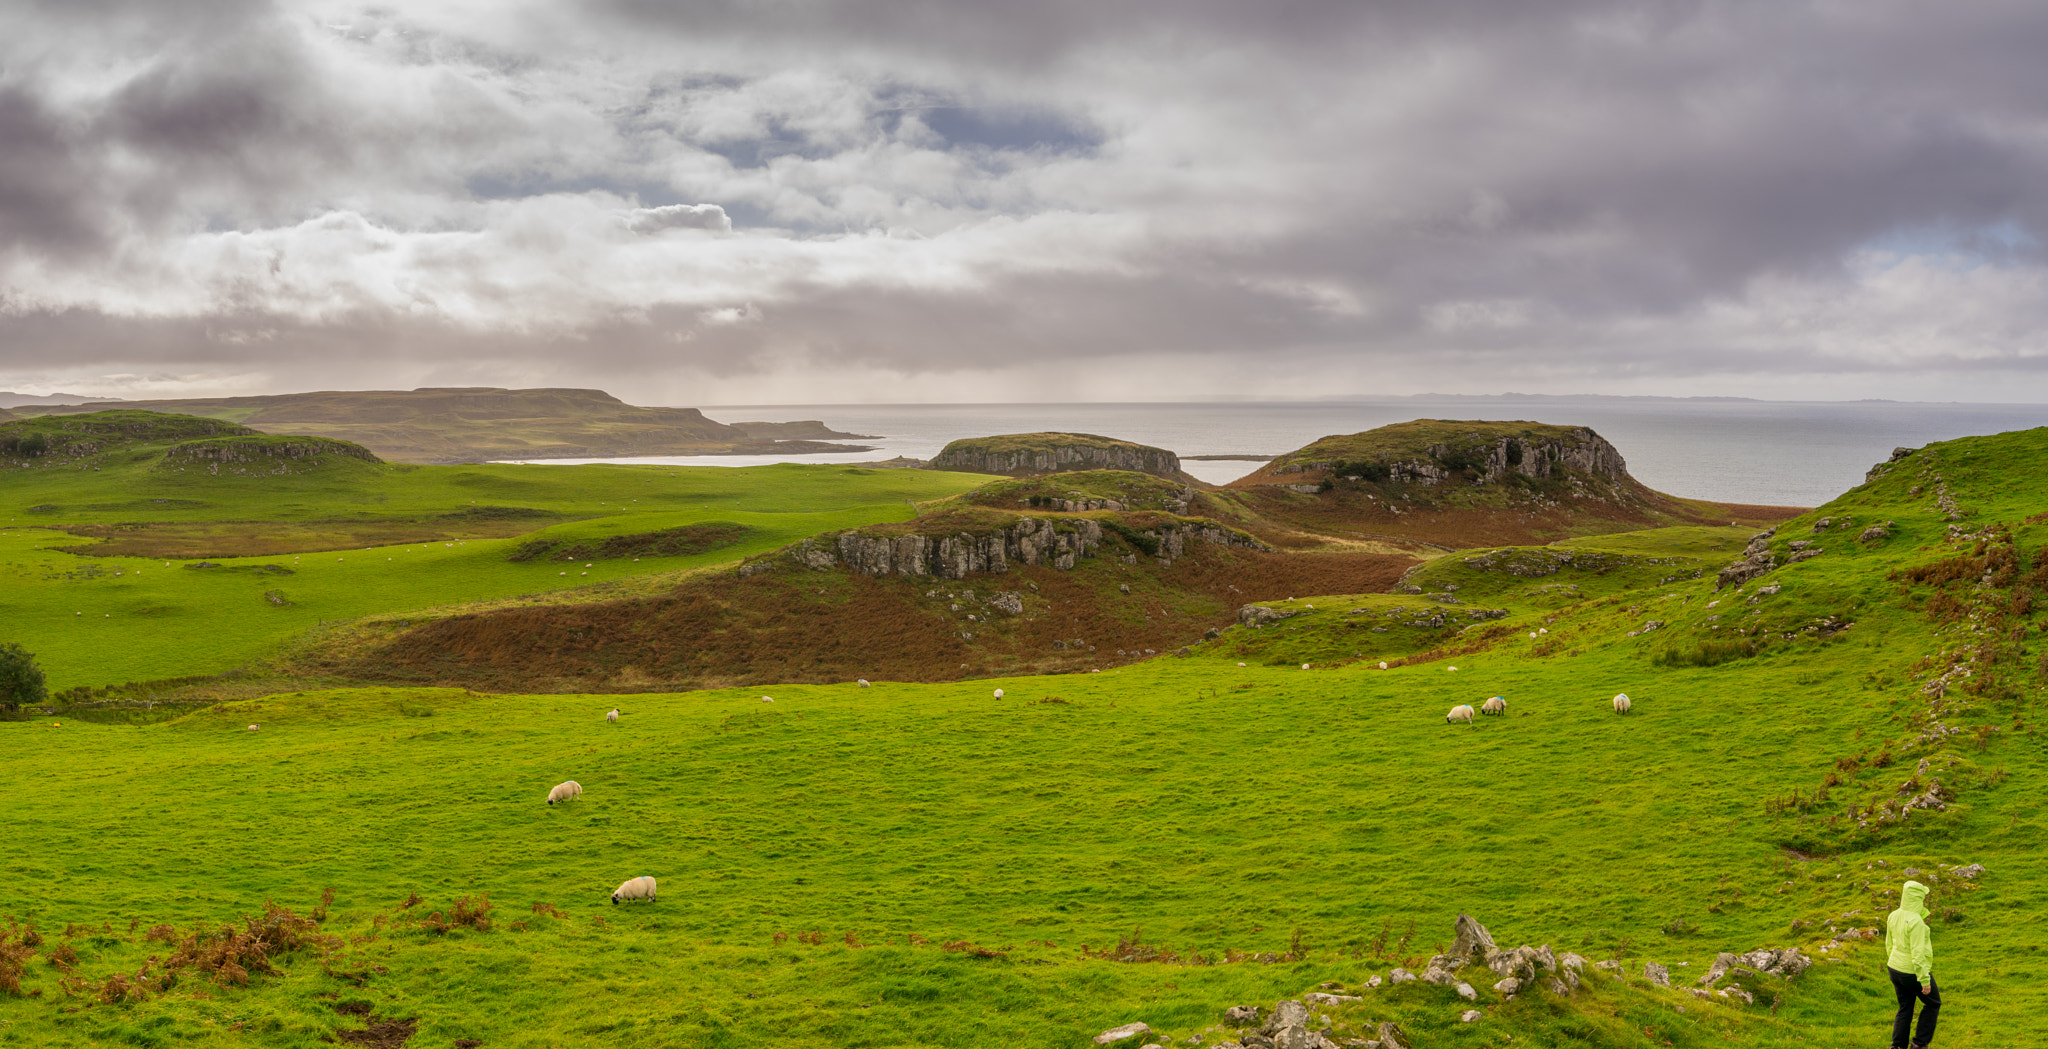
[1886,880,1934,983]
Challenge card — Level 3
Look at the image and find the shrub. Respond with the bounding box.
[0,643,48,715]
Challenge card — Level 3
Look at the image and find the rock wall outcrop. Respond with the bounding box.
[156,435,383,475]
[744,516,1264,581]
[929,434,1182,479]
[1266,427,1627,487]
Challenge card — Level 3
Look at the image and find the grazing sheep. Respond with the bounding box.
[246,724,260,732]
[606,708,619,723]
[547,780,584,805]
[1613,693,1632,714]
[1446,704,1476,724]
[992,688,1005,698]
[1301,663,1310,670]
[1379,661,1389,670]
[612,875,657,904]
[857,679,870,687]
[1481,696,1506,716]
[761,695,774,703]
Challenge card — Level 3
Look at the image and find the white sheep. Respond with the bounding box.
[246,724,260,732]
[1379,661,1389,670]
[611,875,657,904]
[606,708,619,722]
[761,695,774,703]
[992,688,1004,698]
[1613,693,1632,714]
[857,679,870,687]
[1446,704,1476,724]
[1300,663,1310,670]
[547,780,584,805]
[1481,696,1506,716]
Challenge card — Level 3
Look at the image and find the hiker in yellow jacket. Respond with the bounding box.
[1886,879,1940,1048]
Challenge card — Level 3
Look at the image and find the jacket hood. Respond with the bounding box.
[1900,880,1930,914]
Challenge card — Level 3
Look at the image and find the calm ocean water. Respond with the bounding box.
[508,398,2048,508]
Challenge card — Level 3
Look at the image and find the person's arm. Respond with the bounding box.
[1911,919,1934,987]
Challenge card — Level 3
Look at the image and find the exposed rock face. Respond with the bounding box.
[930,433,1182,479]
[745,516,1263,581]
[156,435,383,475]
[1716,527,1778,589]
[1262,426,1628,487]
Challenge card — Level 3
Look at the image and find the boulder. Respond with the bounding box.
[1445,914,1497,967]
[1095,1022,1153,1045]
[1545,977,1570,996]
[1224,1005,1261,1027]
[1459,1010,1482,1023]
[1260,1001,1310,1035]
[1372,1022,1407,1049]
[1952,863,1986,880]
[1644,962,1671,988]
[1301,992,1359,1007]
[1697,952,1741,986]
[989,591,1025,615]
[1493,977,1521,995]
[1387,968,1416,984]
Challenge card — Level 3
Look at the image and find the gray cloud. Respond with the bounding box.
[4,0,2048,401]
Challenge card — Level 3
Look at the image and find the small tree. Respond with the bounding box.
[0,643,47,714]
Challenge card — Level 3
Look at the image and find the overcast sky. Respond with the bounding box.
[4,0,2048,404]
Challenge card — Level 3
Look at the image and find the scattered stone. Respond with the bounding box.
[1386,968,1416,984]
[1718,987,1756,1005]
[1301,992,1359,1006]
[1459,1009,1482,1023]
[989,591,1025,615]
[1096,1022,1153,1045]
[1544,977,1570,995]
[1453,982,1477,1001]
[1224,1006,1261,1027]
[1362,975,1382,989]
[1644,962,1671,988]
[1492,977,1521,995]
[1952,863,1986,880]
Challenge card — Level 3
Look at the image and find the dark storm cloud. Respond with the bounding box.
[5,0,2048,401]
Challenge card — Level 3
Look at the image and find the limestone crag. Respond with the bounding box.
[929,434,1182,479]
[1267,428,1627,487]
[746,516,1263,581]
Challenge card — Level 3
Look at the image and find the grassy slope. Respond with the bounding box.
[2,450,993,690]
[2,430,2046,1046]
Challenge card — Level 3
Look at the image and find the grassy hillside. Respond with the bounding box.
[1222,420,1803,549]
[12,389,870,464]
[1,424,2045,1046]
[0,416,994,691]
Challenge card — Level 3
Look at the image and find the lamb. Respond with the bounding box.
[1446,704,1476,724]
[1613,693,1632,714]
[1481,696,1506,716]
[611,875,657,904]
[547,780,584,805]
[606,708,619,723]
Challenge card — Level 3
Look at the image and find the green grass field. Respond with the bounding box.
[1,448,989,691]
[3,419,2046,1047]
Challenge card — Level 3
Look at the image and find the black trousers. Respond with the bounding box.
[1888,967,1940,1047]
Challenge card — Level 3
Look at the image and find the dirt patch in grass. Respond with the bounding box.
[53,518,560,558]
[506,522,746,563]
[336,1015,417,1047]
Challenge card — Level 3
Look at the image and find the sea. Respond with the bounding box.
[499,398,2048,509]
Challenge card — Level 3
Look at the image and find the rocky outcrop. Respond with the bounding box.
[1716,527,1778,589]
[744,516,1263,581]
[929,433,1182,479]
[155,435,383,475]
[1262,426,1627,487]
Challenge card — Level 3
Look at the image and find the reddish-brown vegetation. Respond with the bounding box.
[315,544,1413,691]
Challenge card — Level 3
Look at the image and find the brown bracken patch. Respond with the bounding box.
[310,542,1414,692]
